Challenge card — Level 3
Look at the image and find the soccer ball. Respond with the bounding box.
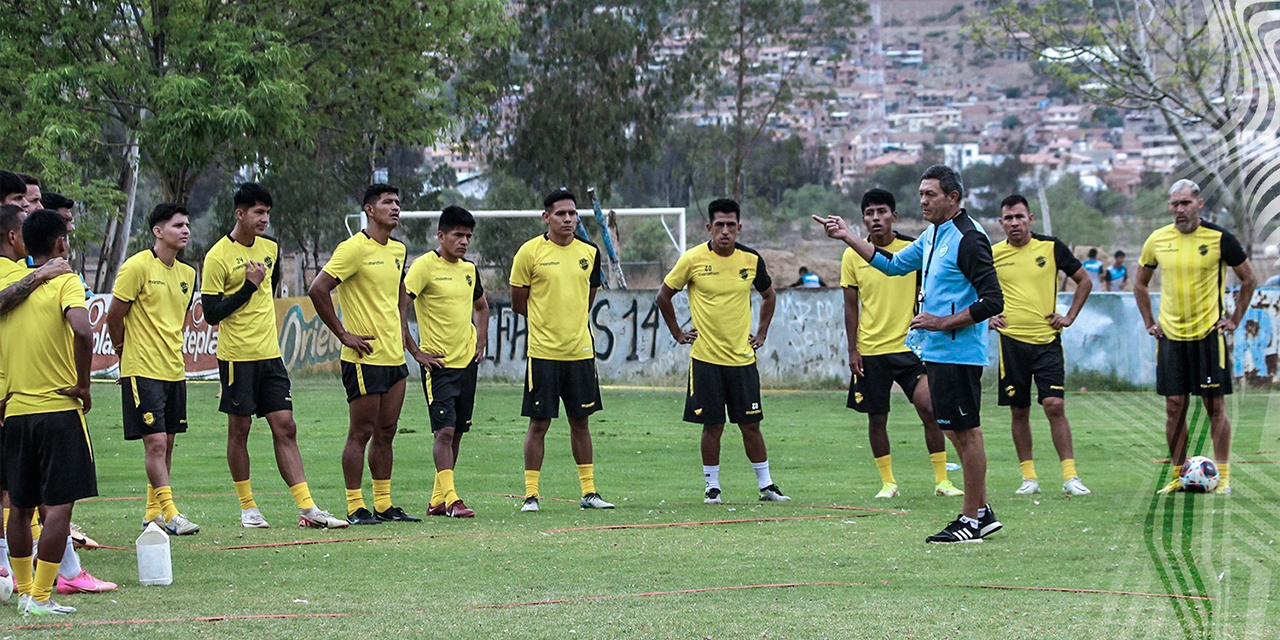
[1180,456,1219,493]
[0,567,11,604]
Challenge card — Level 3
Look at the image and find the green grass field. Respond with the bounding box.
[9,378,1279,638]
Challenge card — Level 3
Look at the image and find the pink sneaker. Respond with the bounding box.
[55,570,118,594]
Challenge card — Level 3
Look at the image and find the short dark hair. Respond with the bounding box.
[1114,250,1125,258]
[798,266,809,273]
[234,182,272,210]
[17,173,38,187]
[149,202,189,229]
[41,192,74,211]
[0,204,22,234]
[1088,248,1098,258]
[0,171,24,199]
[1000,194,1030,211]
[439,205,476,232]
[543,188,576,210]
[363,183,399,207]
[921,164,964,200]
[22,209,68,258]
[707,198,740,221]
[861,188,896,213]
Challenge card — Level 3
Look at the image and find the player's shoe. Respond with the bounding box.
[240,508,270,528]
[875,482,899,499]
[977,504,1002,538]
[581,493,615,509]
[1156,478,1183,494]
[759,484,791,502]
[0,567,13,603]
[934,480,964,497]
[427,503,448,516]
[346,508,381,525]
[925,516,982,544]
[1015,479,1041,495]
[160,513,200,535]
[520,497,540,512]
[55,570,118,594]
[298,508,349,529]
[18,594,75,616]
[68,523,99,550]
[1213,480,1232,495]
[1063,476,1092,496]
[375,506,422,523]
[445,500,476,518]
[704,487,723,504]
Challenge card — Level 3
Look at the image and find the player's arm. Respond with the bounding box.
[1048,240,1091,330]
[814,215,922,276]
[1220,259,1257,332]
[656,284,696,344]
[307,271,374,357]
[473,293,490,363]
[751,285,776,349]
[105,297,132,355]
[61,305,93,414]
[1133,265,1161,337]
[0,257,72,316]
[914,232,1003,332]
[271,246,283,297]
[401,286,443,369]
[203,261,265,325]
[843,286,863,376]
[510,286,529,316]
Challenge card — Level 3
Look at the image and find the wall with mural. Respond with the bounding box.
[88,288,1278,388]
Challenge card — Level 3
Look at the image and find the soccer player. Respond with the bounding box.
[0,209,95,615]
[1135,179,1256,495]
[816,164,1004,543]
[106,203,201,534]
[841,189,962,499]
[1103,251,1128,291]
[310,184,417,525]
[510,189,613,512]
[657,198,790,503]
[1081,248,1103,287]
[202,183,347,529]
[402,205,488,518]
[16,174,41,212]
[990,195,1092,497]
[0,171,30,211]
[40,192,74,219]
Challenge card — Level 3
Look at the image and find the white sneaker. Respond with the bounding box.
[1063,476,1092,496]
[520,497,540,512]
[162,513,200,535]
[298,507,349,529]
[759,484,791,502]
[240,508,270,529]
[580,493,615,509]
[1015,479,1042,495]
[704,487,723,504]
[19,594,75,616]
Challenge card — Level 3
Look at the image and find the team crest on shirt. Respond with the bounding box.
[1198,244,1209,256]
[739,268,749,280]
[1035,256,1046,268]
[579,258,590,271]
[466,274,473,286]
[396,258,402,270]
[264,256,273,269]
[180,281,189,294]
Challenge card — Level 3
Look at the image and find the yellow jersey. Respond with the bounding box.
[320,231,407,366]
[992,234,1081,345]
[201,234,282,361]
[0,268,88,416]
[113,249,196,381]
[404,250,484,369]
[663,242,772,367]
[509,234,601,361]
[840,234,916,356]
[0,256,28,397]
[1140,220,1248,341]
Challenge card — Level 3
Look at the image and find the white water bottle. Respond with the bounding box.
[136,522,172,586]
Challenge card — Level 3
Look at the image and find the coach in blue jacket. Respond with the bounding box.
[815,165,1004,544]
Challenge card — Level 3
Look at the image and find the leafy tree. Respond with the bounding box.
[1040,174,1113,247]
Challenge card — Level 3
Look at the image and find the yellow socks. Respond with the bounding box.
[929,452,948,484]
[875,455,896,485]
[289,482,316,510]
[345,488,366,515]
[524,470,540,498]
[31,560,59,602]
[10,555,31,597]
[1020,460,1038,481]
[145,483,161,521]
[1219,462,1230,487]
[438,469,459,505]
[577,464,596,496]
[155,485,179,520]
[234,479,257,510]
[372,479,392,513]
[1061,458,1078,482]
[430,473,445,507]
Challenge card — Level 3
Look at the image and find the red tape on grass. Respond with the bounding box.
[942,583,1214,601]
[469,581,867,609]
[544,514,846,532]
[0,611,368,631]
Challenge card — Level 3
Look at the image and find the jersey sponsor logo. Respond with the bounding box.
[579,258,590,271]
[538,260,560,266]
[149,279,167,286]
[367,260,386,266]
[433,276,453,282]
[1035,256,1046,268]
[745,408,761,415]
[739,268,749,280]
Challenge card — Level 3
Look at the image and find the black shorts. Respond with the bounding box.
[997,335,1066,408]
[218,358,294,417]
[684,359,763,425]
[925,362,982,431]
[3,410,98,508]
[847,351,925,414]
[122,377,188,440]
[422,362,478,432]
[522,358,602,419]
[1157,331,1232,397]
[341,361,409,403]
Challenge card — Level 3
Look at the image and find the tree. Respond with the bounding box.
[1040,174,1113,247]
[969,0,1277,250]
[687,0,867,199]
